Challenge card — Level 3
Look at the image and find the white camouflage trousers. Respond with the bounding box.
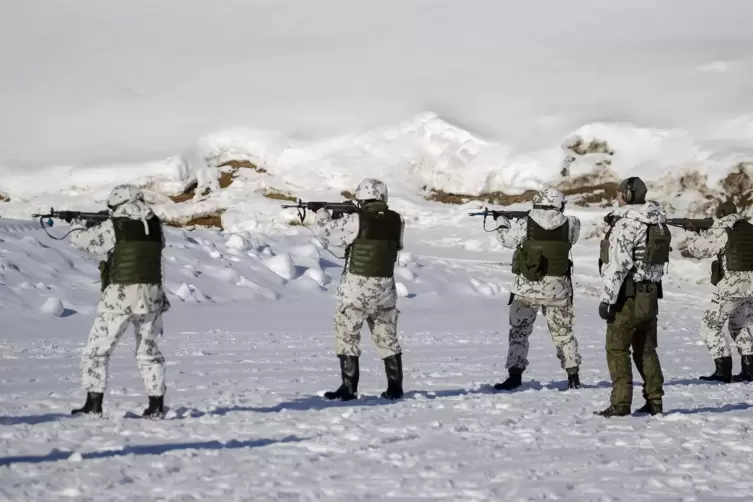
[700,294,753,359]
[81,311,166,396]
[506,296,581,372]
[334,304,401,359]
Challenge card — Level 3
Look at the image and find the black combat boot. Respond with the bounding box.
[324,355,359,401]
[699,356,733,383]
[733,355,753,382]
[381,354,404,400]
[594,405,631,417]
[71,392,104,415]
[494,368,523,391]
[567,368,581,389]
[143,396,166,418]
[636,401,663,415]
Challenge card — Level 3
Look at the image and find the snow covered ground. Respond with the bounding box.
[2,0,753,500]
[2,216,753,501]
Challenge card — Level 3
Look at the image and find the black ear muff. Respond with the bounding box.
[623,177,635,204]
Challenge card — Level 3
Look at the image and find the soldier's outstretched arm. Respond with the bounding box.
[600,219,637,305]
[315,209,359,248]
[69,219,116,255]
[495,217,526,249]
[685,225,727,259]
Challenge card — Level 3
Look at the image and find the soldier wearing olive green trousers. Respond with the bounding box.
[315,178,405,401]
[597,177,671,417]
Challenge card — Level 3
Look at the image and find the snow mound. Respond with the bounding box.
[225,234,250,252]
[262,254,296,281]
[174,283,208,303]
[395,282,411,298]
[40,297,65,316]
[304,268,330,287]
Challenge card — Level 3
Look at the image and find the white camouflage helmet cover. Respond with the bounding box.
[533,188,566,210]
[355,178,388,202]
[107,184,145,209]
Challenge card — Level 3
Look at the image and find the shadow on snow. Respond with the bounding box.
[0,435,304,467]
[0,413,72,426]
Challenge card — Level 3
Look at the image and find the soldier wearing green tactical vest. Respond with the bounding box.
[67,184,170,418]
[493,188,583,391]
[315,179,405,401]
[683,201,753,383]
[596,177,670,417]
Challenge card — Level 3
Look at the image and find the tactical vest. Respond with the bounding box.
[718,220,753,273]
[599,217,671,269]
[347,202,402,278]
[105,216,163,286]
[512,217,571,280]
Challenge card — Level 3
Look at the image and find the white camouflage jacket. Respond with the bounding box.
[600,201,667,305]
[496,208,581,302]
[70,201,168,314]
[315,208,404,310]
[685,213,753,298]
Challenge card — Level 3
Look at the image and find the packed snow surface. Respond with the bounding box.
[1,214,752,501]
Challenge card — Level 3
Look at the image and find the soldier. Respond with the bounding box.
[596,177,670,417]
[67,184,170,418]
[315,179,405,401]
[684,201,753,383]
[493,188,583,391]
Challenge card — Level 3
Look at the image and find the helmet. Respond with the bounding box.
[355,178,388,202]
[532,188,566,211]
[106,184,145,209]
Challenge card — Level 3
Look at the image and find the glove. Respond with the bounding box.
[598,302,612,321]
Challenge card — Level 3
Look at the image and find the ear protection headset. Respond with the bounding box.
[622,177,636,204]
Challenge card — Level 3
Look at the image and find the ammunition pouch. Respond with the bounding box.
[512,246,545,281]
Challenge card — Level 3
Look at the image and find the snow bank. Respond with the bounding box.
[4,112,752,228]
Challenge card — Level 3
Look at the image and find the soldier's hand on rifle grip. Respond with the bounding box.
[331,210,344,220]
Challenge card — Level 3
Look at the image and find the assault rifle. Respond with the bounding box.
[31,209,110,239]
[281,199,358,223]
[468,208,529,231]
[665,218,713,233]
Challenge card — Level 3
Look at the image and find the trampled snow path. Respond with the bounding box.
[2,230,753,501]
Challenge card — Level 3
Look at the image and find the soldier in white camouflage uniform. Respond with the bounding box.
[315,179,405,401]
[683,201,753,383]
[493,188,583,391]
[596,177,670,417]
[67,184,170,418]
